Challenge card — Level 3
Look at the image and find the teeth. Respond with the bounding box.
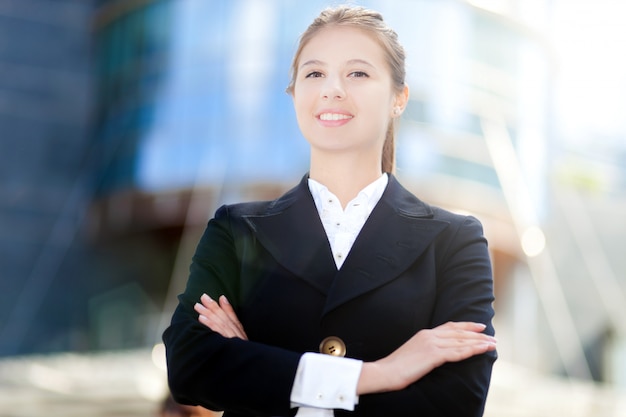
[320,113,352,121]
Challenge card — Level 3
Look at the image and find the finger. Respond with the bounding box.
[434,333,497,362]
[219,296,248,339]
[198,294,247,339]
[200,293,221,312]
[437,334,497,349]
[449,339,497,359]
[435,329,497,348]
[414,325,496,364]
[218,295,239,322]
[196,295,238,337]
[195,304,234,336]
[194,300,208,316]
[440,321,488,333]
[194,301,220,330]
[200,294,232,321]
[216,296,246,339]
[436,322,495,344]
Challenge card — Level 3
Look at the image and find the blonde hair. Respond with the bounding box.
[286,5,406,173]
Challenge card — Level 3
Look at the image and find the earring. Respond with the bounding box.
[393,108,400,115]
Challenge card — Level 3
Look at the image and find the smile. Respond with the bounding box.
[319,113,353,121]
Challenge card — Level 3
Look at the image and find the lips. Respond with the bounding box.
[318,112,353,121]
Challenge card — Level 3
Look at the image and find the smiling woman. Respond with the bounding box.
[291,25,406,177]
[163,5,497,417]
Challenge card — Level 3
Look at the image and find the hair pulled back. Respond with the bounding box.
[286,5,406,173]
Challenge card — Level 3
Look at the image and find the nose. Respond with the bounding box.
[320,75,345,100]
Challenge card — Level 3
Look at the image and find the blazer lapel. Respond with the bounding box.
[243,175,450,314]
[243,175,338,294]
[322,176,450,315]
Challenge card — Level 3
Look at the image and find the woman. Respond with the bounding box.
[163,5,497,417]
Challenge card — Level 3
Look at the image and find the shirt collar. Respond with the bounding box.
[308,173,388,213]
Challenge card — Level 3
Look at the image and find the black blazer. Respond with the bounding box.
[163,174,496,417]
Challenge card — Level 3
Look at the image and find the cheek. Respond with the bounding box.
[293,89,315,117]
[293,99,307,124]
[359,86,394,111]
[292,96,313,134]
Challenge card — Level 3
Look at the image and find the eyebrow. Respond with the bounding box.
[299,58,376,70]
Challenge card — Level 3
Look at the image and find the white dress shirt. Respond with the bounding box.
[289,174,389,416]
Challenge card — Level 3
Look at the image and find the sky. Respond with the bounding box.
[551,0,626,148]
[470,0,626,150]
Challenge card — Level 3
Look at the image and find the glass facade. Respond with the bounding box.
[0,0,566,366]
[0,0,96,355]
[2,0,624,386]
[89,0,554,355]
[92,0,551,209]
[93,0,174,194]
[93,0,318,194]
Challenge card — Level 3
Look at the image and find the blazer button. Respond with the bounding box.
[319,336,346,357]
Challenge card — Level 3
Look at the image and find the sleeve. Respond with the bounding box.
[291,353,362,410]
[356,215,497,417]
[162,205,302,416]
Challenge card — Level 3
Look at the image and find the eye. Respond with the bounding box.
[305,71,324,78]
[349,71,369,78]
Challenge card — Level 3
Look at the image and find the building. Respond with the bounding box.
[0,0,96,355]
[2,0,626,388]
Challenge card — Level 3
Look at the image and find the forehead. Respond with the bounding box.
[299,25,386,65]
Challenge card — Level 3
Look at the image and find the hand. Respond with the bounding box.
[194,293,248,340]
[358,321,496,394]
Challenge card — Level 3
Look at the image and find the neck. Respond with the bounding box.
[309,151,383,208]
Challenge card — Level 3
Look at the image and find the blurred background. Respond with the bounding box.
[1,0,625,415]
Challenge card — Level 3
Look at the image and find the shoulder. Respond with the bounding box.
[389,175,485,236]
[213,177,307,221]
[430,205,483,228]
[430,206,486,244]
[215,200,274,219]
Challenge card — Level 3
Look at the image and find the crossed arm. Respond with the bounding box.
[194,293,497,396]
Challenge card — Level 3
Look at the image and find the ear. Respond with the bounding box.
[392,84,410,118]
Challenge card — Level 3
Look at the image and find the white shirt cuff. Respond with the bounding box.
[290,352,362,411]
